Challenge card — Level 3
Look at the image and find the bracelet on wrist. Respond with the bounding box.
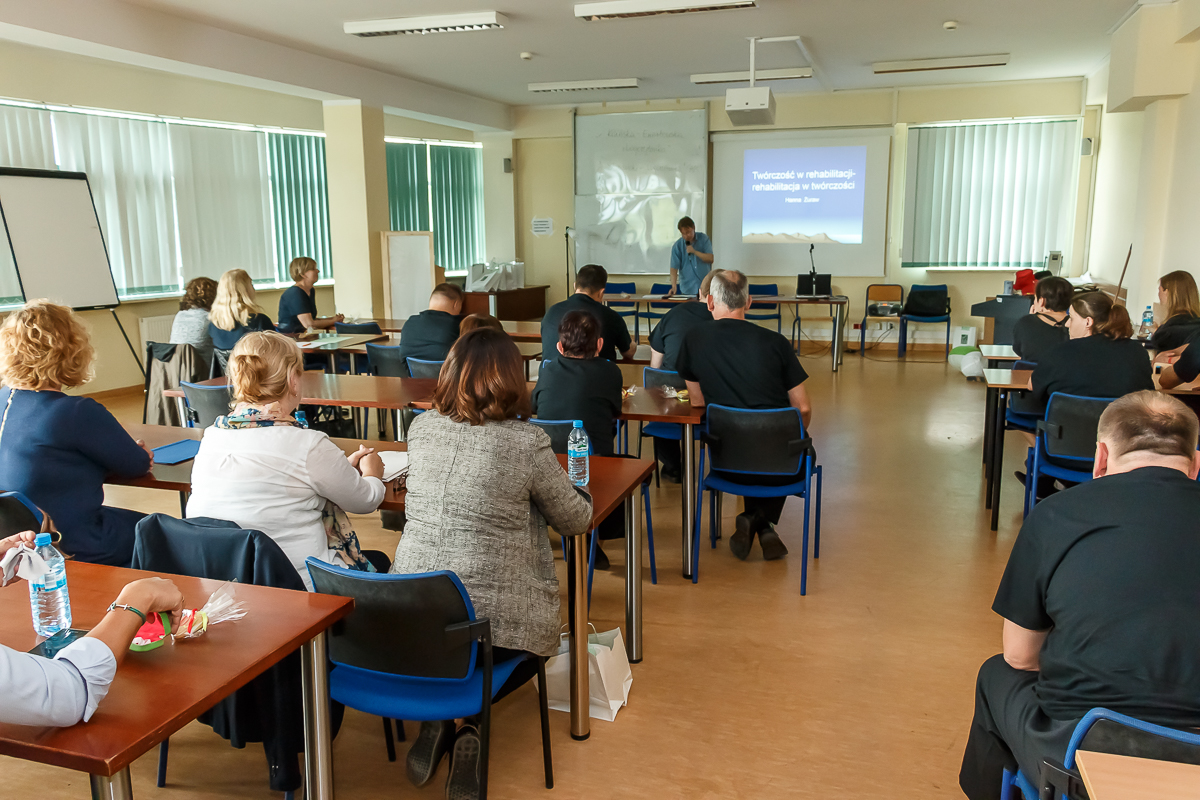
[107,603,147,625]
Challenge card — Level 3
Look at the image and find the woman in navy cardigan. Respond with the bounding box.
[0,301,152,566]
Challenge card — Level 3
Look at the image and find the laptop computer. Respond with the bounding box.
[797,273,832,297]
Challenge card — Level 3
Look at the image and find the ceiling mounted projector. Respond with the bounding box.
[575,0,755,21]
[344,11,508,37]
[725,86,775,125]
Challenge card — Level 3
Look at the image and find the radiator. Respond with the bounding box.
[138,314,177,355]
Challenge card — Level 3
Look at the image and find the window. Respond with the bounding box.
[269,132,333,281]
[902,119,1082,269]
[385,139,485,273]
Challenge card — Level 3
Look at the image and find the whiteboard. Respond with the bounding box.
[0,169,120,309]
[381,231,435,322]
[574,109,708,275]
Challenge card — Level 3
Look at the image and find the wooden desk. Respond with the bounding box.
[1076,750,1200,800]
[980,344,1019,364]
[981,369,1032,531]
[164,373,438,411]
[0,562,351,800]
[372,318,543,343]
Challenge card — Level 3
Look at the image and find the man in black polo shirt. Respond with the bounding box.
[647,270,715,482]
[541,264,634,363]
[397,283,464,372]
[959,390,1200,799]
[676,269,812,562]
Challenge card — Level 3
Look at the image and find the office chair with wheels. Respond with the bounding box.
[898,284,952,359]
[1021,393,1114,517]
[605,281,640,342]
[747,283,782,334]
[180,381,234,428]
[305,560,554,800]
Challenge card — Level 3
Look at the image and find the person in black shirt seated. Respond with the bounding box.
[676,269,812,562]
[277,256,343,334]
[209,269,275,352]
[647,271,715,482]
[959,391,1200,800]
[1148,270,1200,351]
[531,310,625,568]
[1010,276,1070,364]
[541,264,634,363]
[397,283,465,372]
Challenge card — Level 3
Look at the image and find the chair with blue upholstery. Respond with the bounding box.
[605,281,640,342]
[637,367,702,487]
[406,358,445,379]
[747,283,782,334]
[180,381,234,429]
[1021,392,1114,517]
[365,343,409,438]
[640,283,677,339]
[693,405,823,592]
[305,560,553,800]
[898,284,952,359]
[1002,707,1200,800]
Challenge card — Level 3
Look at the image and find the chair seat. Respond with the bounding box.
[1005,409,1040,432]
[1036,460,1093,483]
[704,471,808,499]
[901,314,951,323]
[643,421,703,440]
[330,654,529,723]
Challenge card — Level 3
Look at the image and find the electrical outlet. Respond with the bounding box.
[886,322,895,330]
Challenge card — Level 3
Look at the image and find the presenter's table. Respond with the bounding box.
[0,561,352,800]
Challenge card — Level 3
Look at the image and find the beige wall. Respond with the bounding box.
[383,114,474,142]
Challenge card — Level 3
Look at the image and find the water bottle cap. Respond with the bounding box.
[34,533,50,547]
[573,420,583,428]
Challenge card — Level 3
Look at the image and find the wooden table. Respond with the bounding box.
[164,374,437,411]
[339,336,544,376]
[0,562,352,800]
[980,344,1019,365]
[110,425,652,744]
[1076,750,1200,800]
[372,318,543,343]
[982,368,1032,531]
[294,332,387,372]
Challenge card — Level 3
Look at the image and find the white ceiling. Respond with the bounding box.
[120,0,1131,106]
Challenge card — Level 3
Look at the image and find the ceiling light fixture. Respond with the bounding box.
[872,54,1009,74]
[528,78,641,92]
[574,0,755,21]
[691,67,812,85]
[344,11,508,37]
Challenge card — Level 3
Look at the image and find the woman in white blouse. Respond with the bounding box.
[187,332,386,589]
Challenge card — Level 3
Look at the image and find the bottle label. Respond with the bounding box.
[33,573,66,592]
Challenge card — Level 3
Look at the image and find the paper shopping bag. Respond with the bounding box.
[542,627,633,722]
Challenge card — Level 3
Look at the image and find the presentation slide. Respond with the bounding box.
[742,146,867,244]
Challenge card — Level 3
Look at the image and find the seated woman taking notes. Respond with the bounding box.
[391,328,592,797]
[277,256,343,334]
[0,301,153,566]
[187,332,387,589]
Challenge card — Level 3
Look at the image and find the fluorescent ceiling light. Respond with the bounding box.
[344,12,508,37]
[575,0,755,21]
[873,54,1010,74]
[528,78,641,92]
[691,67,812,85]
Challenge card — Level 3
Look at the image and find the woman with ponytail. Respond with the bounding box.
[187,332,388,589]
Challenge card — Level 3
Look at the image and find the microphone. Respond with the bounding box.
[809,243,817,276]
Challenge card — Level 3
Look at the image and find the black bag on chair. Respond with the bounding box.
[303,405,357,438]
[903,289,950,318]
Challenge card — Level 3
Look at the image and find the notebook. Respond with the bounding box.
[378,450,410,482]
[152,439,202,465]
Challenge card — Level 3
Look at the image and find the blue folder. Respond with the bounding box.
[152,439,201,465]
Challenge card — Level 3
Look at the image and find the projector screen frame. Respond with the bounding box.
[0,166,122,312]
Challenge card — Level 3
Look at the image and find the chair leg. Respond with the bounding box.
[382,717,396,762]
[714,490,723,544]
[709,489,717,548]
[652,437,660,488]
[691,448,706,584]
[898,318,907,358]
[813,465,823,559]
[637,421,644,459]
[641,482,657,585]
[1022,448,1033,518]
[859,318,866,354]
[800,481,811,597]
[945,320,951,359]
[395,719,406,741]
[536,657,554,789]
[157,739,169,788]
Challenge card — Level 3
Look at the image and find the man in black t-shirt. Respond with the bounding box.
[397,283,464,372]
[959,391,1200,800]
[676,269,812,562]
[647,271,715,482]
[541,264,634,364]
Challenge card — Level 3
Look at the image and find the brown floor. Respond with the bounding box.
[8,349,1033,799]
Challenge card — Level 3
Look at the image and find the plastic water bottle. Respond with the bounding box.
[1139,306,1154,339]
[567,421,590,487]
[29,533,72,638]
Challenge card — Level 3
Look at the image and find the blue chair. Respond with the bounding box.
[179,381,233,428]
[747,283,782,334]
[365,342,405,377]
[406,357,444,379]
[305,561,553,800]
[335,321,383,335]
[693,405,822,592]
[528,418,658,598]
[605,281,640,342]
[638,367,703,488]
[1004,360,1041,434]
[1001,707,1200,800]
[1021,393,1114,517]
[641,283,676,338]
[898,284,952,359]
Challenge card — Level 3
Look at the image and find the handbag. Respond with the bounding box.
[541,626,633,722]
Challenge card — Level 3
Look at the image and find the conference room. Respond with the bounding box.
[1,2,1199,799]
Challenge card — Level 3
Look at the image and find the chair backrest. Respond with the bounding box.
[649,282,675,309]
[335,321,383,335]
[704,404,810,476]
[213,347,233,375]
[1038,393,1114,463]
[903,284,951,317]
[1013,360,1037,371]
[0,491,42,537]
[606,281,637,310]
[132,514,306,591]
[306,559,480,679]
[529,418,582,455]
[643,367,687,391]
[180,381,234,428]
[747,283,780,313]
[366,343,407,377]
[1068,708,1200,770]
[866,284,904,304]
[406,357,445,379]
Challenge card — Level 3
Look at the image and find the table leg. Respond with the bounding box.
[564,535,590,740]
[174,396,188,428]
[989,389,1008,532]
[832,303,845,371]
[90,769,133,800]
[301,633,335,800]
[624,484,642,664]
[984,386,997,471]
[682,423,696,580]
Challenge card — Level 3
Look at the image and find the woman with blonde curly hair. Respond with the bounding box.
[0,301,152,566]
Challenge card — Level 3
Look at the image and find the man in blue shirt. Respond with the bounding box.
[668,216,714,297]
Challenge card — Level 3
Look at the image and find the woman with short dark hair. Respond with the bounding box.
[277,256,343,334]
[391,328,592,798]
[1011,277,1072,363]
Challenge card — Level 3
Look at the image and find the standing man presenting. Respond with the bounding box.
[668,216,714,297]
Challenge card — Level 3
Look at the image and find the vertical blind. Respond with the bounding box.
[902,119,1081,268]
[385,142,429,233]
[0,106,56,303]
[386,141,485,272]
[269,133,333,281]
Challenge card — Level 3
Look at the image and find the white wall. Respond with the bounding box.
[1086,107,1145,285]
